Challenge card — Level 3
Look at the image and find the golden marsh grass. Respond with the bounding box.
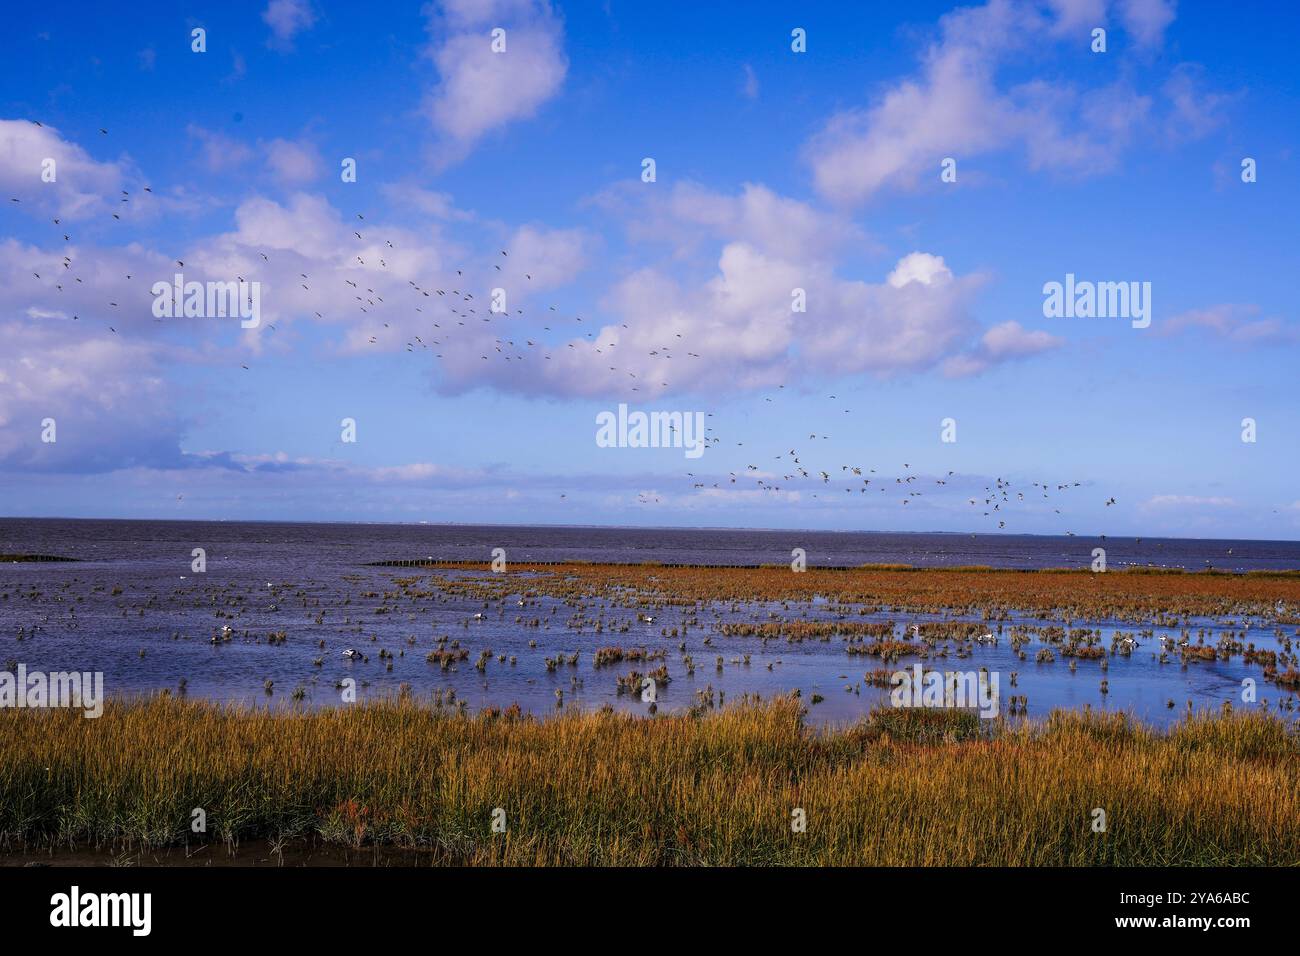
[1,695,1296,866]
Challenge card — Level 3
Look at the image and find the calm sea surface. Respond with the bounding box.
[3,519,1298,728]
[6,518,1300,571]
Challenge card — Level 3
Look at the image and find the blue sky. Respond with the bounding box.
[1,0,1297,538]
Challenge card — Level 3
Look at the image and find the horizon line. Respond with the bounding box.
[2,515,1298,547]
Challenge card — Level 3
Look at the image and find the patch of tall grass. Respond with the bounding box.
[1,695,1296,865]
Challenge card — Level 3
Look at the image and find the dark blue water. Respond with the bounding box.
[2,519,1297,727]
[4,518,1300,571]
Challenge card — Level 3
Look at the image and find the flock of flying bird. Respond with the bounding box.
[13,119,1117,534]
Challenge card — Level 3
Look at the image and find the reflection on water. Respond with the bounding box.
[3,517,1296,728]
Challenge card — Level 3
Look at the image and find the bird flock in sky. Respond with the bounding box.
[13,118,1118,535]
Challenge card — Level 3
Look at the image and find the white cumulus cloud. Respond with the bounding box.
[423,0,568,162]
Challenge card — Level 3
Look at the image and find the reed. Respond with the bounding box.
[382,562,1300,621]
[1,695,1296,866]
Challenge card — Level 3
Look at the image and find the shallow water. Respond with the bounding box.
[2,519,1296,727]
